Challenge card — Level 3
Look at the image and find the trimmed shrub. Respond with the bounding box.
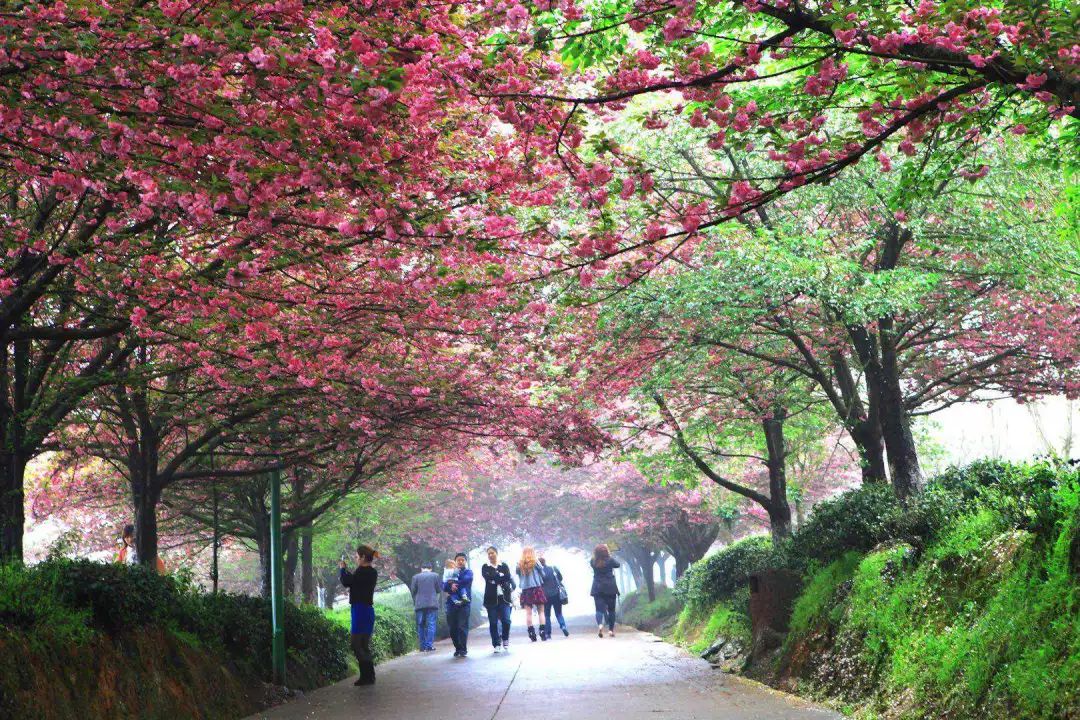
[674,535,779,610]
[326,594,417,665]
[0,559,349,691]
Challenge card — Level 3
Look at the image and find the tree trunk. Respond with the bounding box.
[674,555,689,580]
[762,409,793,541]
[0,333,27,564]
[625,555,644,592]
[851,419,888,485]
[301,525,315,604]
[255,517,272,599]
[656,554,667,587]
[133,481,161,571]
[0,450,26,563]
[878,316,924,499]
[283,530,298,598]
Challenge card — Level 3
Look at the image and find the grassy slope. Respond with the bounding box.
[778,493,1080,719]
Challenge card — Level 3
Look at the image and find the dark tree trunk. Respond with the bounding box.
[624,554,644,592]
[0,450,26,563]
[851,419,888,485]
[0,332,27,563]
[284,530,298,598]
[674,555,689,580]
[301,525,315,604]
[762,409,793,542]
[255,516,272,599]
[133,482,161,570]
[879,316,924,499]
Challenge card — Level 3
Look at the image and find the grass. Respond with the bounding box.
[780,477,1080,719]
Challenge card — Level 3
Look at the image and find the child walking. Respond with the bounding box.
[340,545,379,685]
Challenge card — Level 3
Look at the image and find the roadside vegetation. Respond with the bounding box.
[623,461,1080,719]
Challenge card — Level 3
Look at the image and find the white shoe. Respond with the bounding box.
[502,642,509,652]
[493,646,500,654]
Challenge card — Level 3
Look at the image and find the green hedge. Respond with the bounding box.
[0,559,349,691]
[326,595,417,665]
[674,535,779,610]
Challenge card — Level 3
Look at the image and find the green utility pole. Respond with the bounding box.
[269,467,286,685]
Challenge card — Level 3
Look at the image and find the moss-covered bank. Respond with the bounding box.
[665,461,1080,720]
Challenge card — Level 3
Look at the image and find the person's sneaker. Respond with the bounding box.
[453,650,461,657]
[493,646,500,654]
[562,627,569,637]
[502,641,509,652]
[598,625,604,638]
[608,629,615,638]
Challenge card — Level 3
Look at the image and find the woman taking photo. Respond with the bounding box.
[589,543,620,638]
[516,546,547,642]
[340,544,379,685]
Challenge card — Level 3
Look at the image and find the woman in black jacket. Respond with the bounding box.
[339,544,379,685]
[589,543,620,638]
[480,546,515,653]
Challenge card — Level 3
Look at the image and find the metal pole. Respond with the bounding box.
[210,449,219,594]
[270,468,286,685]
[211,485,219,594]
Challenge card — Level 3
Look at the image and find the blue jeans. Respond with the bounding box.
[446,602,471,654]
[415,608,437,651]
[594,594,616,630]
[487,602,512,647]
[543,600,565,636]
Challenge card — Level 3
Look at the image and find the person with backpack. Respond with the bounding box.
[481,546,515,653]
[538,550,568,639]
[340,544,379,685]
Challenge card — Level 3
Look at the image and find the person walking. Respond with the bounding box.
[516,546,547,642]
[590,543,620,638]
[444,552,474,658]
[481,546,515,653]
[409,564,442,652]
[538,550,568,639]
[339,545,379,685]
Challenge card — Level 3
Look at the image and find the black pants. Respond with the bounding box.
[594,594,616,630]
[447,602,471,653]
[351,633,374,680]
[543,600,565,636]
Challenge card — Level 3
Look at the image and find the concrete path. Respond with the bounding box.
[244,617,840,720]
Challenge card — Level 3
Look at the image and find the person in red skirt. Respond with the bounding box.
[516,546,548,642]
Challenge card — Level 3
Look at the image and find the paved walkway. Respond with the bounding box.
[245,618,839,720]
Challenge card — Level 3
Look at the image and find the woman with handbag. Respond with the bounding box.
[590,543,620,638]
[516,546,547,642]
[538,550,569,639]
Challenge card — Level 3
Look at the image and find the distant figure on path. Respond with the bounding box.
[409,564,442,652]
[116,524,166,573]
[481,546,515,653]
[516,546,548,642]
[445,552,474,658]
[590,544,620,638]
[340,545,379,685]
[538,551,568,639]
